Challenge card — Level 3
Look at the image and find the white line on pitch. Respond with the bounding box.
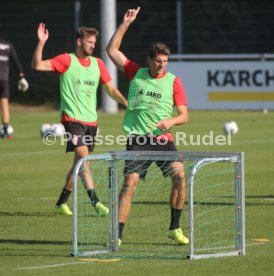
[246,242,269,247]
[194,241,267,253]
[14,242,266,271]
[16,261,94,270]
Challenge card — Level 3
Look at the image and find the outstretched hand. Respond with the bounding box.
[123,7,141,25]
[37,23,49,43]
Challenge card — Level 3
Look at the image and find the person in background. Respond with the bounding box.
[0,37,29,139]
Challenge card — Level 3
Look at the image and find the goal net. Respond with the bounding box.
[71,151,245,259]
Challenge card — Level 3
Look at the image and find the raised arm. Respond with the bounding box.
[106,7,140,72]
[31,23,52,71]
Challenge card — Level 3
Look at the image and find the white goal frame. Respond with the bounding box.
[71,151,245,259]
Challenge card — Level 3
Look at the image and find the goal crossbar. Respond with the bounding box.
[71,151,245,259]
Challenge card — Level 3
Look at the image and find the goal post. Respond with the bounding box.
[71,151,245,259]
[188,154,245,259]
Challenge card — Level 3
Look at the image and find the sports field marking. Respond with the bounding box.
[16,258,121,271]
[16,261,94,270]
[194,240,268,253]
[14,241,266,271]
[79,258,121,262]
[251,238,270,243]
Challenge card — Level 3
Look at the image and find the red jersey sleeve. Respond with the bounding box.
[124,59,141,80]
[50,53,71,74]
[95,58,112,84]
[173,76,188,106]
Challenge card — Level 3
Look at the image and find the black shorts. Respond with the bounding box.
[0,81,9,99]
[124,135,179,180]
[62,122,97,153]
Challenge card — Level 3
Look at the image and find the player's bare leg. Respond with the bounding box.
[168,162,189,245]
[0,98,12,139]
[169,162,186,209]
[0,98,10,124]
[64,145,92,191]
[55,145,89,215]
[118,173,140,242]
[55,145,109,216]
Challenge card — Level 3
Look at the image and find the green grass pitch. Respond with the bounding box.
[0,109,274,275]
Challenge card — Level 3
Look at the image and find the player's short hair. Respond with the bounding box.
[75,27,99,39]
[147,42,171,59]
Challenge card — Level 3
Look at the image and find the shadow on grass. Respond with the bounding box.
[0,239,70,245]
[245,195,274,198]
[0,211,63,217]
[0,239,72,257]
